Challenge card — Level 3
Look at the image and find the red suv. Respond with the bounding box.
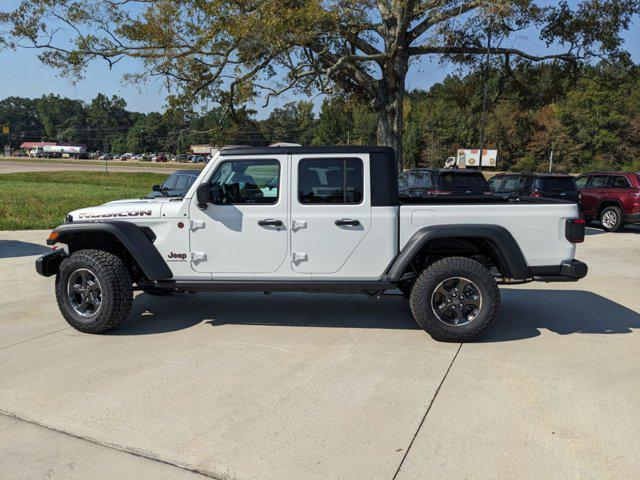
[576,172,640,231]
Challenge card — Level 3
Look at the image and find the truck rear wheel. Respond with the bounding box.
[55,249,133,333]
[410,257,500,342]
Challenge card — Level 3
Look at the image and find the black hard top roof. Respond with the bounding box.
[220,145,394,156]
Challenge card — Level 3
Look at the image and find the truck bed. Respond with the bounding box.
[398,198,579,268]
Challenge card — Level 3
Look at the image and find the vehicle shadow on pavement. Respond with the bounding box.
[0,240,51,259]
[112,289,639,341]
[112,292,417,335]
[480,289,640,342]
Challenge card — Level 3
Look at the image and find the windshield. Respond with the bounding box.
[437,172,488,191]
[151,173,197,197]
[536,177,577,191]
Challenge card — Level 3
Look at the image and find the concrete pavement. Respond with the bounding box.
[0,227,638,479]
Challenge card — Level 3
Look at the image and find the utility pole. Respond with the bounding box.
[478,16,493,172]
[549,148,554,173]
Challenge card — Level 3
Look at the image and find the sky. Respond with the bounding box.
[1,1,638,119]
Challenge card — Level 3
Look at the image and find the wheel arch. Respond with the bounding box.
[386,225,530,282]
[597,200,623,215]
[46,221,172,281]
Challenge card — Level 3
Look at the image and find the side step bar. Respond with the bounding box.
[155,280,395,294]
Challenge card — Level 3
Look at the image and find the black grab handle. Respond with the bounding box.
[335,219,360,227]
[258,219,283,227]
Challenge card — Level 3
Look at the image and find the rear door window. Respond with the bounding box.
[537,177,577,191]
[438,172,488,191]
[589,176,610,188]
[500,175,525,192]
[299,158,363,204]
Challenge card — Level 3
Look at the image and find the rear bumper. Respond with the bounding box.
[530,259,588,282]
[35,249,67,277]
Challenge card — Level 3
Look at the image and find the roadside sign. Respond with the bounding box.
[2,126,9,135]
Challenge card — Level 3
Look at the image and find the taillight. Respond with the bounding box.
[565,218,585,244]
[531,191,543,198]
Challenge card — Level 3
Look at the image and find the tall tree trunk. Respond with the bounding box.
[375,84,405,173]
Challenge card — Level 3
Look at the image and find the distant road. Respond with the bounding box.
[0,160,199,175]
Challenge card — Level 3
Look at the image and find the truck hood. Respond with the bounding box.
[68,197,174,221]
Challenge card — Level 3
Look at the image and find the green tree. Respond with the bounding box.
[4,0,637,169]
[35,94,87,144]
[261,102,316,145]
[0,97,43,147]
[312,98,352,145]
[86,94,131,151]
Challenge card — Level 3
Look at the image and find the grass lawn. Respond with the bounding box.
[0,156,204,170]
[0,171,168,230]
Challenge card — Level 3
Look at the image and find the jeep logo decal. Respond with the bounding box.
[78,210,153,219]
[167,252,187,262]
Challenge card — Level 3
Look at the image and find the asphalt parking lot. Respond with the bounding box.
[1,227,639,479]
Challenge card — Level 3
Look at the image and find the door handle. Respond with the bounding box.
[258,219,283,227]
[335,218,360,227]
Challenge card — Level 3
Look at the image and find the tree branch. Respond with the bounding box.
[408,45,578,62]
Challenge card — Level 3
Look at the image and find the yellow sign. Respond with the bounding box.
[2,126,9,135]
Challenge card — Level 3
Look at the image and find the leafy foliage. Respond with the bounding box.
[2,0,638,168]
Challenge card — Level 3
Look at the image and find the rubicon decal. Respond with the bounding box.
[167,252,188,262]
[78,210,153,219]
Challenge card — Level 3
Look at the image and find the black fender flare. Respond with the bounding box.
[386,224,530,281]
[45,221,173,280]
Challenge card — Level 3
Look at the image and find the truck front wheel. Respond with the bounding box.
[410,257,500,342]
[55,249,133,333]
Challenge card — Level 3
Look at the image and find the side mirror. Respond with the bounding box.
[196,184,210,209]
[152,184,161,192]
[210,185,226,205]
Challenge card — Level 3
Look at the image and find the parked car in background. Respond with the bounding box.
[575,172,640,231]
[398,169,492,198]
[488,173,578,202]
[147,170,200,198]
[155,153,168,162]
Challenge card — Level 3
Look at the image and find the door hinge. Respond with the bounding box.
[191,252,207,264]
[292,252,308,264]
[190,220,206,232]
[292,219,307,231]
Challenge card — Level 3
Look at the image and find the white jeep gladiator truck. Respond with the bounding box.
[36,146,587,341]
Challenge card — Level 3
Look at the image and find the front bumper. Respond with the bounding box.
[35,249,67,277]
[530,259,588,282]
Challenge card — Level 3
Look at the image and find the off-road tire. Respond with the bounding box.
[55,249,133,333]
[410,256,500,342]
[600,206,624,232]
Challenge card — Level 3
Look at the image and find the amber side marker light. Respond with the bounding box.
[47,231,59,245]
